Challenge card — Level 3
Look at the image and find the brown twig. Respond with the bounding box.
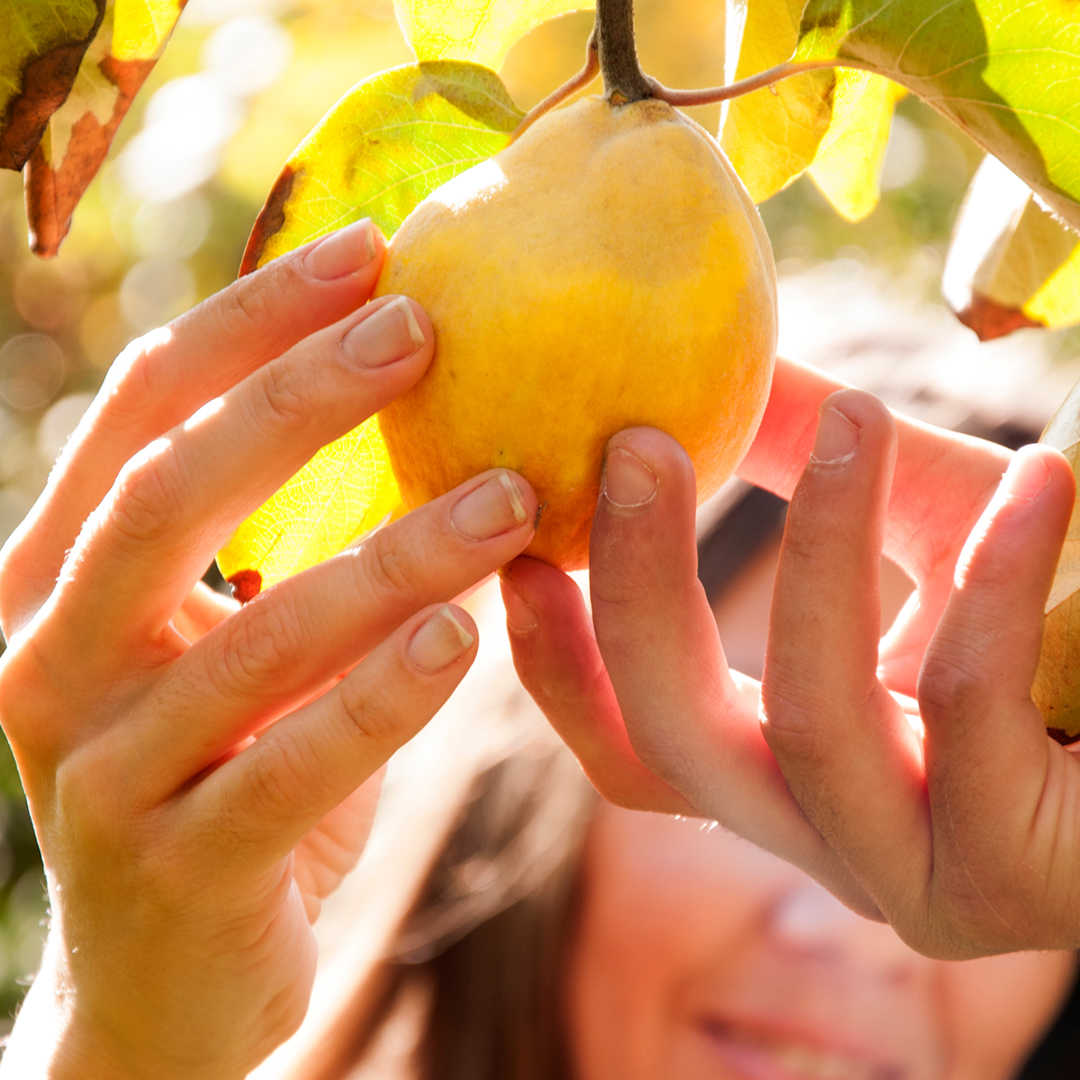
[510,28,851,145]
[510,29,600,143]
[596,0,652,104]
[646,58,858,109]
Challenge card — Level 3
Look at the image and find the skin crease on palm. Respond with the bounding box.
[559,546,1077,1080]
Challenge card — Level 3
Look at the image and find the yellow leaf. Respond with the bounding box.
[112,0,184,62]
[395,0,592,70]
[720,0,835,204]
[944,155,1080,341]
[1026,240,1080,330]
[219,62,522,598]
[216,417,405,597]
[808,69,905,222]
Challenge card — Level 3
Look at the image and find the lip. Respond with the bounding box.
[695,1014,909,1080]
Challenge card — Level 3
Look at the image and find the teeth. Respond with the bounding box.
[702,1021,895,1079]
[774,1043,865,1077]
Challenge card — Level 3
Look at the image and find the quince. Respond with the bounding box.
[375,95,777,569]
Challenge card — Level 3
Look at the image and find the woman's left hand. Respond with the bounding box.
[500,358,1080,958]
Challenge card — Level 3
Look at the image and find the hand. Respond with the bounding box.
[500,358,1079,958]
[0,220,537,1079]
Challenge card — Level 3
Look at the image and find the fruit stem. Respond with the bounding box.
[510,29,599,142]
[648,58,858,108]
[596,0,653,105]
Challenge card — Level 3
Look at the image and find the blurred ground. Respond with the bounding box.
[0,0,1077,1032]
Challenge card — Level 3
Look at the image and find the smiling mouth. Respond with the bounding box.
[699,1019,907,1080]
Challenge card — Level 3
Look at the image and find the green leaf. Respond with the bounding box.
[794,0,1080,230]
[808,70,906,222]
[720,0,836,204]
[220,61,523,599]
[394,0,592,70]
[0,0,105,170]
[944,154,1080,340]
[24,0,189,256]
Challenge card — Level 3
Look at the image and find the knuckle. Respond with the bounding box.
[760,678,824,748]
[924,877,1024,958]
[623,723,698,794]
[96,327,175,425]
[337,677,402,746]
[917,647,986,719]
[108,329,164,399]
[354,527,418,600]
[777,510,831,569]
[220,268,283,338]
[589,576,646,613]
[249,355,313,432]
[214,597,305,694]
[0,536,35,636]
[54,742,131,850]
[109,446,187,547]
[0,640,58,760]
[244,736,312,819]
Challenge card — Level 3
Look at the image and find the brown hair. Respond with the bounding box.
[271,675,597,1080]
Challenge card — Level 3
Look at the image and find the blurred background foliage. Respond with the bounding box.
[0,0,1078,1032]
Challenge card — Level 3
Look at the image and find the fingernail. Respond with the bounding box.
[500,575,538,634]
[602,447,657,509]
[451,472,529,540]
[305,219,377,280]
[809,405,859,466]
[408,606,475,673]
[342,297,427,368]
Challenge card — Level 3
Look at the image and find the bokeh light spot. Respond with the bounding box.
[120,258,197,335]
[0,336,66,413]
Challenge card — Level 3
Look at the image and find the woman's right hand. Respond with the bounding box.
[0,219,537,1079]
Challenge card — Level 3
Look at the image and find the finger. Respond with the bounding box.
[130,469,536,793]
[0,220,384,632]
[53,295,433,649]
[499,556,691,814]
[740,357,1010,590]
[762,390,932,918]
[587,428,879,914]
[918,446,1075,892]
[186,604,478,867]
[171,583,239,643]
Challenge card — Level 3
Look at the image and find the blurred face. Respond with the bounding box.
[563,804,1076,1080]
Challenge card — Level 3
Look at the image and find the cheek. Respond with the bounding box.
[938,951,1077,1078]
[563,811,778,1078]
[575,813,775,969]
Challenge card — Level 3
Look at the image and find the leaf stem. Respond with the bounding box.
[509,48,851,145]
[510,29,599,143]
[647,58,856,109]
[596,0,652,105]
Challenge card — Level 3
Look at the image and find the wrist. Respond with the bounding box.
[2,945,244,1080]
[1,963,121,1080]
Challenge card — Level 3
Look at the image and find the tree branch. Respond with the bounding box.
[596,0,652,104]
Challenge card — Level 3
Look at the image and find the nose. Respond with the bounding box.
[768,878,933,981]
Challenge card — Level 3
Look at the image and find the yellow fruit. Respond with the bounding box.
[375,95,777,569]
